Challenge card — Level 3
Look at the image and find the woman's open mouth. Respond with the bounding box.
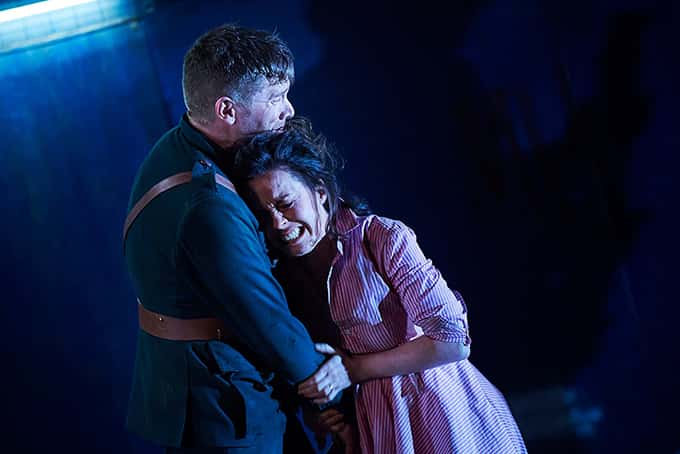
[281,226,303,243]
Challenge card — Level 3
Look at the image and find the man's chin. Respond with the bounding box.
[253,125,285,135]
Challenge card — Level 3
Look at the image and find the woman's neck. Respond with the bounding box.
[292,234,337,279]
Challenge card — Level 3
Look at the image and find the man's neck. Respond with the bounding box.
[187,114,237,150]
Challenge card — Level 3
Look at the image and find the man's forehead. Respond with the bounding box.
[254,78,290,95]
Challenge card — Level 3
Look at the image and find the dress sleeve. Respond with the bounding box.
[177,192,325,384]
[367,217,471,345]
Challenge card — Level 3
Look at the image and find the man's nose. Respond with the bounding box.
[280,97,294,120]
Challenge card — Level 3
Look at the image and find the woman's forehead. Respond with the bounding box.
[251,169,304,198]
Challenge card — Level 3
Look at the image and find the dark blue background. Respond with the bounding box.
[1,0,677,452]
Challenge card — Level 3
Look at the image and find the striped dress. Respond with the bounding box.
[279,208,527,454]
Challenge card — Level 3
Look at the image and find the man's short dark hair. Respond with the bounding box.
[182,23,295,122]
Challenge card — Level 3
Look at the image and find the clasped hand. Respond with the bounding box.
[298,343,352,404]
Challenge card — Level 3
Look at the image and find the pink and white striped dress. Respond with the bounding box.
[280,207,527,453]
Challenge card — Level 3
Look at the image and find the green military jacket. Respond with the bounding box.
[124,115,326,448]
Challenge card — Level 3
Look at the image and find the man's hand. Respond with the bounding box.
[298,343,352,404]
[318,408,345,433]
[319,409,359,454]
[334,420,359,454]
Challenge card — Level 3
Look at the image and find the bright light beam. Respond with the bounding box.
[0,0,96,24]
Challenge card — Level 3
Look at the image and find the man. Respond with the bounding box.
[123,24,347,453]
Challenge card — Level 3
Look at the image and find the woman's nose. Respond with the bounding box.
[271,210,288,229]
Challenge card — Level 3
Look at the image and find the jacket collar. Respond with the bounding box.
[179,114,237,176]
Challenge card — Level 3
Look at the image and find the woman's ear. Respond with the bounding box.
[316,186,328,205]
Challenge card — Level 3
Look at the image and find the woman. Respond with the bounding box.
[234,120,527,453]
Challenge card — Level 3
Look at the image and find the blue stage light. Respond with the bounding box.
[0,0,153,53]
[0,0,95,24]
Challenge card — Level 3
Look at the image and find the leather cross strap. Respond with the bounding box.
[122,169,236,245]
[138,302,229,341]
[125,164,237,342]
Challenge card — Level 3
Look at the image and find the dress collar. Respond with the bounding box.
[335,204,363,237]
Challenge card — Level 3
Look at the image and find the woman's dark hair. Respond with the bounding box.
[234,117,369,236]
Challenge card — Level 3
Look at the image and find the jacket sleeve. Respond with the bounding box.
[367,217,471,345]
[177,192,325,384]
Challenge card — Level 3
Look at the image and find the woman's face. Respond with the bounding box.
[248,169,329,258]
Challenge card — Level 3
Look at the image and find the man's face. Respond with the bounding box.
[235,79,294,138]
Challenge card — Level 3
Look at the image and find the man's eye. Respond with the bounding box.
[270,96,283,105]
[279,201,293,209]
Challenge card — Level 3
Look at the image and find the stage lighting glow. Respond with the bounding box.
[0,0,96,24]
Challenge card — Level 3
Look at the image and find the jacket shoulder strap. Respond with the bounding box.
[122,171,236,247]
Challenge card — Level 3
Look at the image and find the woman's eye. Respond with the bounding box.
[279,201,293,210]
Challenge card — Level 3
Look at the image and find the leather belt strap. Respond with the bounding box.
[138,302,229,341]
[122,169,236,245]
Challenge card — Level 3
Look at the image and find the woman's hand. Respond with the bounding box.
[298,343,352,404]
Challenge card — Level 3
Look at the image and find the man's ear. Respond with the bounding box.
[215,96,237,125]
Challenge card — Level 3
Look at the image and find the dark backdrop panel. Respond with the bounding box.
[0,21,170,453]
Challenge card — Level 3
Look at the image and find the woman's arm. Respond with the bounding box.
[350,218,472,381]
[346,336,469,383]
[299,339,469,402]
[300,217,473,403]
